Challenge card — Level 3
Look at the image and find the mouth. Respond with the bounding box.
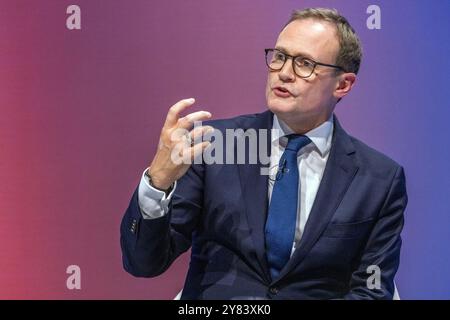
[272,86,293,98]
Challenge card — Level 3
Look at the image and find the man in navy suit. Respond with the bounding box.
[120,8,407,299]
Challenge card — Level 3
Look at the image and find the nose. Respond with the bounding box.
[278,58,295,82]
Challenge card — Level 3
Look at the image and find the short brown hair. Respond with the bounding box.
[285,8,362,74]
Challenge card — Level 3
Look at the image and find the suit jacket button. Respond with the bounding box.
[269,287,279,295]
[130,219,137,233]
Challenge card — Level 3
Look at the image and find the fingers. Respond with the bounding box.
[178,125,213,152]
[164,98,196,127]
[178,111,212,130]
[173,126,213,163]
[186,125,213,161]
[188,125,214,144]
[151,98,213,187]
[172,139,211,166]
[190,141,211,160]
[169,124,212,144]
[164,98,212,130]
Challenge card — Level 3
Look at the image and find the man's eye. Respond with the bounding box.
[296,58,314,68]
[274,53,285,61]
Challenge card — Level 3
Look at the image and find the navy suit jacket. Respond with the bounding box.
[120,111,407,300]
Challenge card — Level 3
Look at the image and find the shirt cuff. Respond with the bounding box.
[137,169,177,219]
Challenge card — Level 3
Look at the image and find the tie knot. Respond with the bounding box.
[285,134,311,152]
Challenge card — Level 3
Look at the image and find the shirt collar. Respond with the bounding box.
[271,113,334,157]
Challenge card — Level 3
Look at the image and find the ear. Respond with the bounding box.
[334,73,356,100]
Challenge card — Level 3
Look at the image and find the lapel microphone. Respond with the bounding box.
[276,158,288,180]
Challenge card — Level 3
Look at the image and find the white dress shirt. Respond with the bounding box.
[138,113,334,254]
[269,115,333,254]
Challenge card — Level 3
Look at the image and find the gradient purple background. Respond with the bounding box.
[1,0,449,299]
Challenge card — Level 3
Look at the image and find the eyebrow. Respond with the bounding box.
[274,46,316,61]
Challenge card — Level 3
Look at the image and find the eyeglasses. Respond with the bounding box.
[265,48,345,78]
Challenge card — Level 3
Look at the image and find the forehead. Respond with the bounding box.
[275,18,340,62]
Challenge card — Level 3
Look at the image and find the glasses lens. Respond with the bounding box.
[266,50,285,70]
[294,57,315,78]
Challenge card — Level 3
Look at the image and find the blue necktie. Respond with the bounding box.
[265,134,311,279]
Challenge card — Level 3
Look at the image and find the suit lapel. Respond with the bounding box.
[277,115,359,281]
[237,111,273,283]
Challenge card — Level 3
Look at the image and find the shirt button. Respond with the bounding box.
[269,287,279,295]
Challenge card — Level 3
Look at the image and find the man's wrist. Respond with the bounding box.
[145,169,173,194]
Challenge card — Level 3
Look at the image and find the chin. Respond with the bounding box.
[267,98,297,116]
